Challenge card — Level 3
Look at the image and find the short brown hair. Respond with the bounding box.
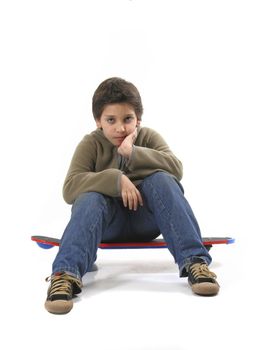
[92,77,143,120]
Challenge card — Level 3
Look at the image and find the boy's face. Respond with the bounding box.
[96,103,140,146]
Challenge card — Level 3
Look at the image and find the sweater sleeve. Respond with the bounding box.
[127,129,183,181]
[63,136,122,204]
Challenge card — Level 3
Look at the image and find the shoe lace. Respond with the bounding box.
[46,273,82,297]
[190,263,217,280]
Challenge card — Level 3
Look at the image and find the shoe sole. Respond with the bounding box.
[45,300,73,314]
[190,282,220,296]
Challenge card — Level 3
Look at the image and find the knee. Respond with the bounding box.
[143,172,184,194]
[148,172,170,183]
[72,192,107,213]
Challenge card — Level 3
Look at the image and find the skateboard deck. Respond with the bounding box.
[31,235,235,251]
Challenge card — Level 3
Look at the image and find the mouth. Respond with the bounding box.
[114,136,126,142]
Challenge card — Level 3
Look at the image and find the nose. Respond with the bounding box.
[115,123,125,133]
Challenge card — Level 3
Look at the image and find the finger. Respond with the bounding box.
[122,191,128,208]
[126,190,138,211]
[131,129,137,143]
[125,189,142,211]
[127,192,134,210]
[132,192,138,211]
[136,190,143,207]
[131,189,143,211]
[123,190,134,210]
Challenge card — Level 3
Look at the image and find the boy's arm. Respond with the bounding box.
[127,128,183,180]
[63,137,122,204]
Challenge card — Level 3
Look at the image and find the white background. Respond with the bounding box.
[0,0,258,349]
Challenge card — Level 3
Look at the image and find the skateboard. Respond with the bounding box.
[31,235,235,251]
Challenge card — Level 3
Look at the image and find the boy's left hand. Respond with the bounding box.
[117,128,137,158]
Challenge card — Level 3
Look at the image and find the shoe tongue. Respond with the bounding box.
[192,258,206,265]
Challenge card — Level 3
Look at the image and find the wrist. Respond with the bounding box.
[118,144,132,158]
[124,145,133,158]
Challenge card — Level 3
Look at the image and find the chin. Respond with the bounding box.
[113,138,125,146]
[110,139,121,146]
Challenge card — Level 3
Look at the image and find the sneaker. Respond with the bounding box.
[188,262,220,296]
[45,272,82,314]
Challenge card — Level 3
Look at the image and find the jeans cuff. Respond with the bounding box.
[179,257,210,277]
[52,267,81,281]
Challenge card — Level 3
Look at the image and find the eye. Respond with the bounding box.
[124,116,134,123]
[106,117,115,124]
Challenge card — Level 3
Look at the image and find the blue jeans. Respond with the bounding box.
[52,172,212,279]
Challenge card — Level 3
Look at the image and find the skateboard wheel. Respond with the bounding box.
[36,242,54,249]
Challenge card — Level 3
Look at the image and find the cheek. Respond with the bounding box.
[126,124,137,133]
[103,128,115,141]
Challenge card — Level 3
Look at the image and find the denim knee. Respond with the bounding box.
[143,172,184,194]
[72,192,108,213]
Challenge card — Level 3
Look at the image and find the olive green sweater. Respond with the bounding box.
[63,127,183,204]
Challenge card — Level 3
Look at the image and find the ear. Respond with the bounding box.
[96,119,102,128]
[136,120,141,127]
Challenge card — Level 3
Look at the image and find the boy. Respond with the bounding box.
[45,77,219,314]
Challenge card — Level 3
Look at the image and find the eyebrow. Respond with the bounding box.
[104,114,135,118]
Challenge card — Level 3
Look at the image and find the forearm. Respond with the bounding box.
[127,145,183,180]
[63,169,123,204]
